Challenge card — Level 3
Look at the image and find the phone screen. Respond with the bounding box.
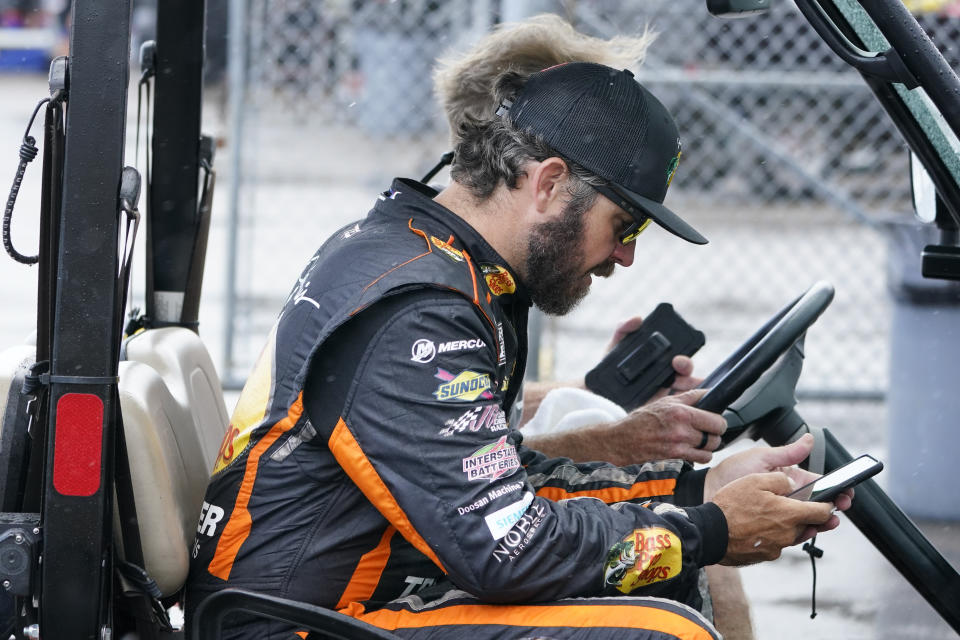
[789,455,881,501]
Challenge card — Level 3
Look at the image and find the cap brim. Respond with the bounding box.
[620,186,708,245]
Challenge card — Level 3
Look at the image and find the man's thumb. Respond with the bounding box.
[675,388,709,405]
[766,432,815,468]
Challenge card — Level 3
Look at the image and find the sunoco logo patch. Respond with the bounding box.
[462,435,520,482]
[603,527,682,594]
[433,368,493,402]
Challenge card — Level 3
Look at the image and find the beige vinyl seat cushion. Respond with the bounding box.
[0,327,229,597]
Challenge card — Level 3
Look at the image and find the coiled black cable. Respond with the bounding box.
[3,97,50,265]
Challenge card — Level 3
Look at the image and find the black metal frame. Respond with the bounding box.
[192,589,401,640]
[820,430,960,632]
[796,0,960,229]
[751,405,960,634]
[147,0,210,330]
[38,3,133,639]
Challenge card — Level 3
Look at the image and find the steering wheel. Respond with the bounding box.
[694,281,835,443]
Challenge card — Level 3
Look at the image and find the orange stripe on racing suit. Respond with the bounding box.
[340,600,715,638]
[334,526,397,609]
[208,394,305,581]
[328,418,447,573]
[536,478,677,503]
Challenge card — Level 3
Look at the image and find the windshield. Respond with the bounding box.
[830,0,960,193]
[812,0,960,217]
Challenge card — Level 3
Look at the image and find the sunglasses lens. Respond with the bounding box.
[620,218,652,244]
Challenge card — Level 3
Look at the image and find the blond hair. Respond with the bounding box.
[433,14,655,144]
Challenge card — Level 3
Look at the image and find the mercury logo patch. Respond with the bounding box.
[411,339,436,363]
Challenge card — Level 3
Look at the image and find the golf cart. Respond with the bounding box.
[0,0,958,639]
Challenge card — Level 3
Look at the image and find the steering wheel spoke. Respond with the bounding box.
[696,281,835,447]
[721,335,808,443]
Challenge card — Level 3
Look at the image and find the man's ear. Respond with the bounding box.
[529,157,570,214]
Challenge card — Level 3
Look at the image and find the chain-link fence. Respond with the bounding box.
[222,0,960,438]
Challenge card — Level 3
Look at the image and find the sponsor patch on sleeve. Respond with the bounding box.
[439,405,508,437]
[433,368,493,402]
[462,435,519,482]
[411,338,437,363]
[411,338,486,364]
[456,481,523,517]
[603,527,682,593]
[490,499,546,563]
[484,491,534,540]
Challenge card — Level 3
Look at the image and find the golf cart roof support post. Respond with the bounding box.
[40,1,133,639]
[798,0,960,227]
[822,428,960,635]
[858,0,960,138]
[864,74,960,226]
[147,0,207,330]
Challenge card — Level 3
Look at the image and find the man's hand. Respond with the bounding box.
[606,388,727,465]
[704,433,854,565]
[711,471,838,565]
[523,317,725,466]
[703,433,853,511]
[522,388,726,466]
[704,434,814,502]
[606,317,700,398]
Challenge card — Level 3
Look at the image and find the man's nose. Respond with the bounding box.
[612,240,636,268]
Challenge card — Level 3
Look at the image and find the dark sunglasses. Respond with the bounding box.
[592,183,652,245]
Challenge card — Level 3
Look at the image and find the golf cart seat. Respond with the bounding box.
[116,326,231,596]
[1,329,397,637]
[0,346,35,408]
[0,327,230,597]
[0,344,40,511]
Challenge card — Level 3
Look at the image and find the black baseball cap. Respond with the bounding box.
[506,62,707,245]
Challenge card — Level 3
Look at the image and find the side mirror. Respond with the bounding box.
[910,151,937,224]
[910,152,960,280]
[706,0,772,18]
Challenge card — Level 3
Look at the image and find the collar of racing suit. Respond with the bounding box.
[378,178,532,312]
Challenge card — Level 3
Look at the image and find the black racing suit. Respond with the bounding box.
[185,179,727,639]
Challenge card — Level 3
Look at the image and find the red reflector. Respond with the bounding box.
[53,393,104,497]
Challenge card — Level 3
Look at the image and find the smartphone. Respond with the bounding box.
[584,303,705,411]
[788,454,883,502]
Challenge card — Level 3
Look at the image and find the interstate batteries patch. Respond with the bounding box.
[462,435,520,482]
[603,527,682,594]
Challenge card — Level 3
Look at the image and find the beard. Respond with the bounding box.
[524,202,616,316]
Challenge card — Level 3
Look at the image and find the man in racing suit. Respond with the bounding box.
[431,22,750,638]
[186,63,843,639]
